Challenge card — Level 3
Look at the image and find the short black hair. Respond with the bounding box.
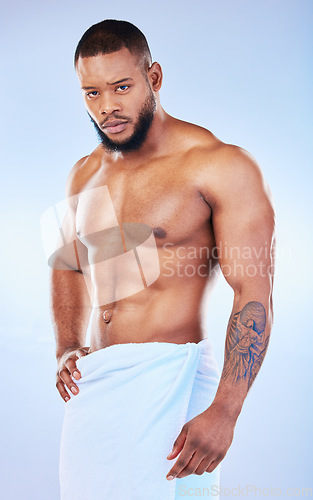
[74,19,152,72]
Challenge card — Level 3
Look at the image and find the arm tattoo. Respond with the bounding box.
[221,301,268,390]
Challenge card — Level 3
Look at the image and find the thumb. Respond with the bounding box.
[167,426,187,459]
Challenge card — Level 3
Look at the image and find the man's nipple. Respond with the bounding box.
[153,226,167,239]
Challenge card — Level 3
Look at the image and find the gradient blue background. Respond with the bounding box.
[1,0,312,498]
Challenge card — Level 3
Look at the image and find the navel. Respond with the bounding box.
[102,309,112,323]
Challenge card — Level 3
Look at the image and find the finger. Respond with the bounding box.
[166,439,195,480]
[176,452,206,479]
[167,426,188,460]
[56,379,71,402]
[194,457,213,476]
[70,348,89,379]
[206,458,221,473]
[64,349,87,381]
[58,367,80,395]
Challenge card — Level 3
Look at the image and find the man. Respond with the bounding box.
[49,19,275,500]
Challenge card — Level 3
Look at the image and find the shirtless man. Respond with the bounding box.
[52,19,275,484]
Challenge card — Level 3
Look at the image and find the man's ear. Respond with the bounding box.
[148,62,163,92]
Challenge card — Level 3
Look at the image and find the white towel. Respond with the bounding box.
[59,338,221,499]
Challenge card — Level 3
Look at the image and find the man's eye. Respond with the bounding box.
[86,91,99,98]
[117,85,129,91]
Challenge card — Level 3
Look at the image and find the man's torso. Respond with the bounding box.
[70,118,230,351]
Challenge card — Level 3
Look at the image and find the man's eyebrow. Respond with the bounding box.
[108,77,134,85]
[81,78,134,90]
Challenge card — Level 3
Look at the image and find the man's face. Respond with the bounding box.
[76,48,157,153]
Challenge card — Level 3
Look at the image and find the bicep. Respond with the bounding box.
[210,151,275,294]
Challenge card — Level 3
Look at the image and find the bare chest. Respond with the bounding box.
[75,159,212,249]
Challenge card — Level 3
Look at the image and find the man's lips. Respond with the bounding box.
[101,120,128,134]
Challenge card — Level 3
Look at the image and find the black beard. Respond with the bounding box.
[88,87,157,154]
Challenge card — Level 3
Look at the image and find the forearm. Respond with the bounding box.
[50,267,92,361]
[211,287,273,420]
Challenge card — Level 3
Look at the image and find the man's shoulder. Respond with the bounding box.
[176,120,270,205]
[65,145,102,199]
[176,119,247,162]
[173,118,223,153]
[177,120,260,177]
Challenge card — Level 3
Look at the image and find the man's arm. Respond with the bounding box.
[166,145,275,479]
[208,145,275,417]
[50,157,92,402]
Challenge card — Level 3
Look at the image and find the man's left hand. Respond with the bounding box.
[166,402,236,480]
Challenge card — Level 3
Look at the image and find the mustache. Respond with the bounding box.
[100,116,130,127]
[88,113,131,128]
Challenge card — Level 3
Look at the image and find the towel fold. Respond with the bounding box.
[59,338,221,499]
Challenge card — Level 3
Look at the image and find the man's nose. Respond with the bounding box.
[98,93,121,115]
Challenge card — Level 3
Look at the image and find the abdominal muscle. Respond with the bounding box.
[88,277,211,353]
